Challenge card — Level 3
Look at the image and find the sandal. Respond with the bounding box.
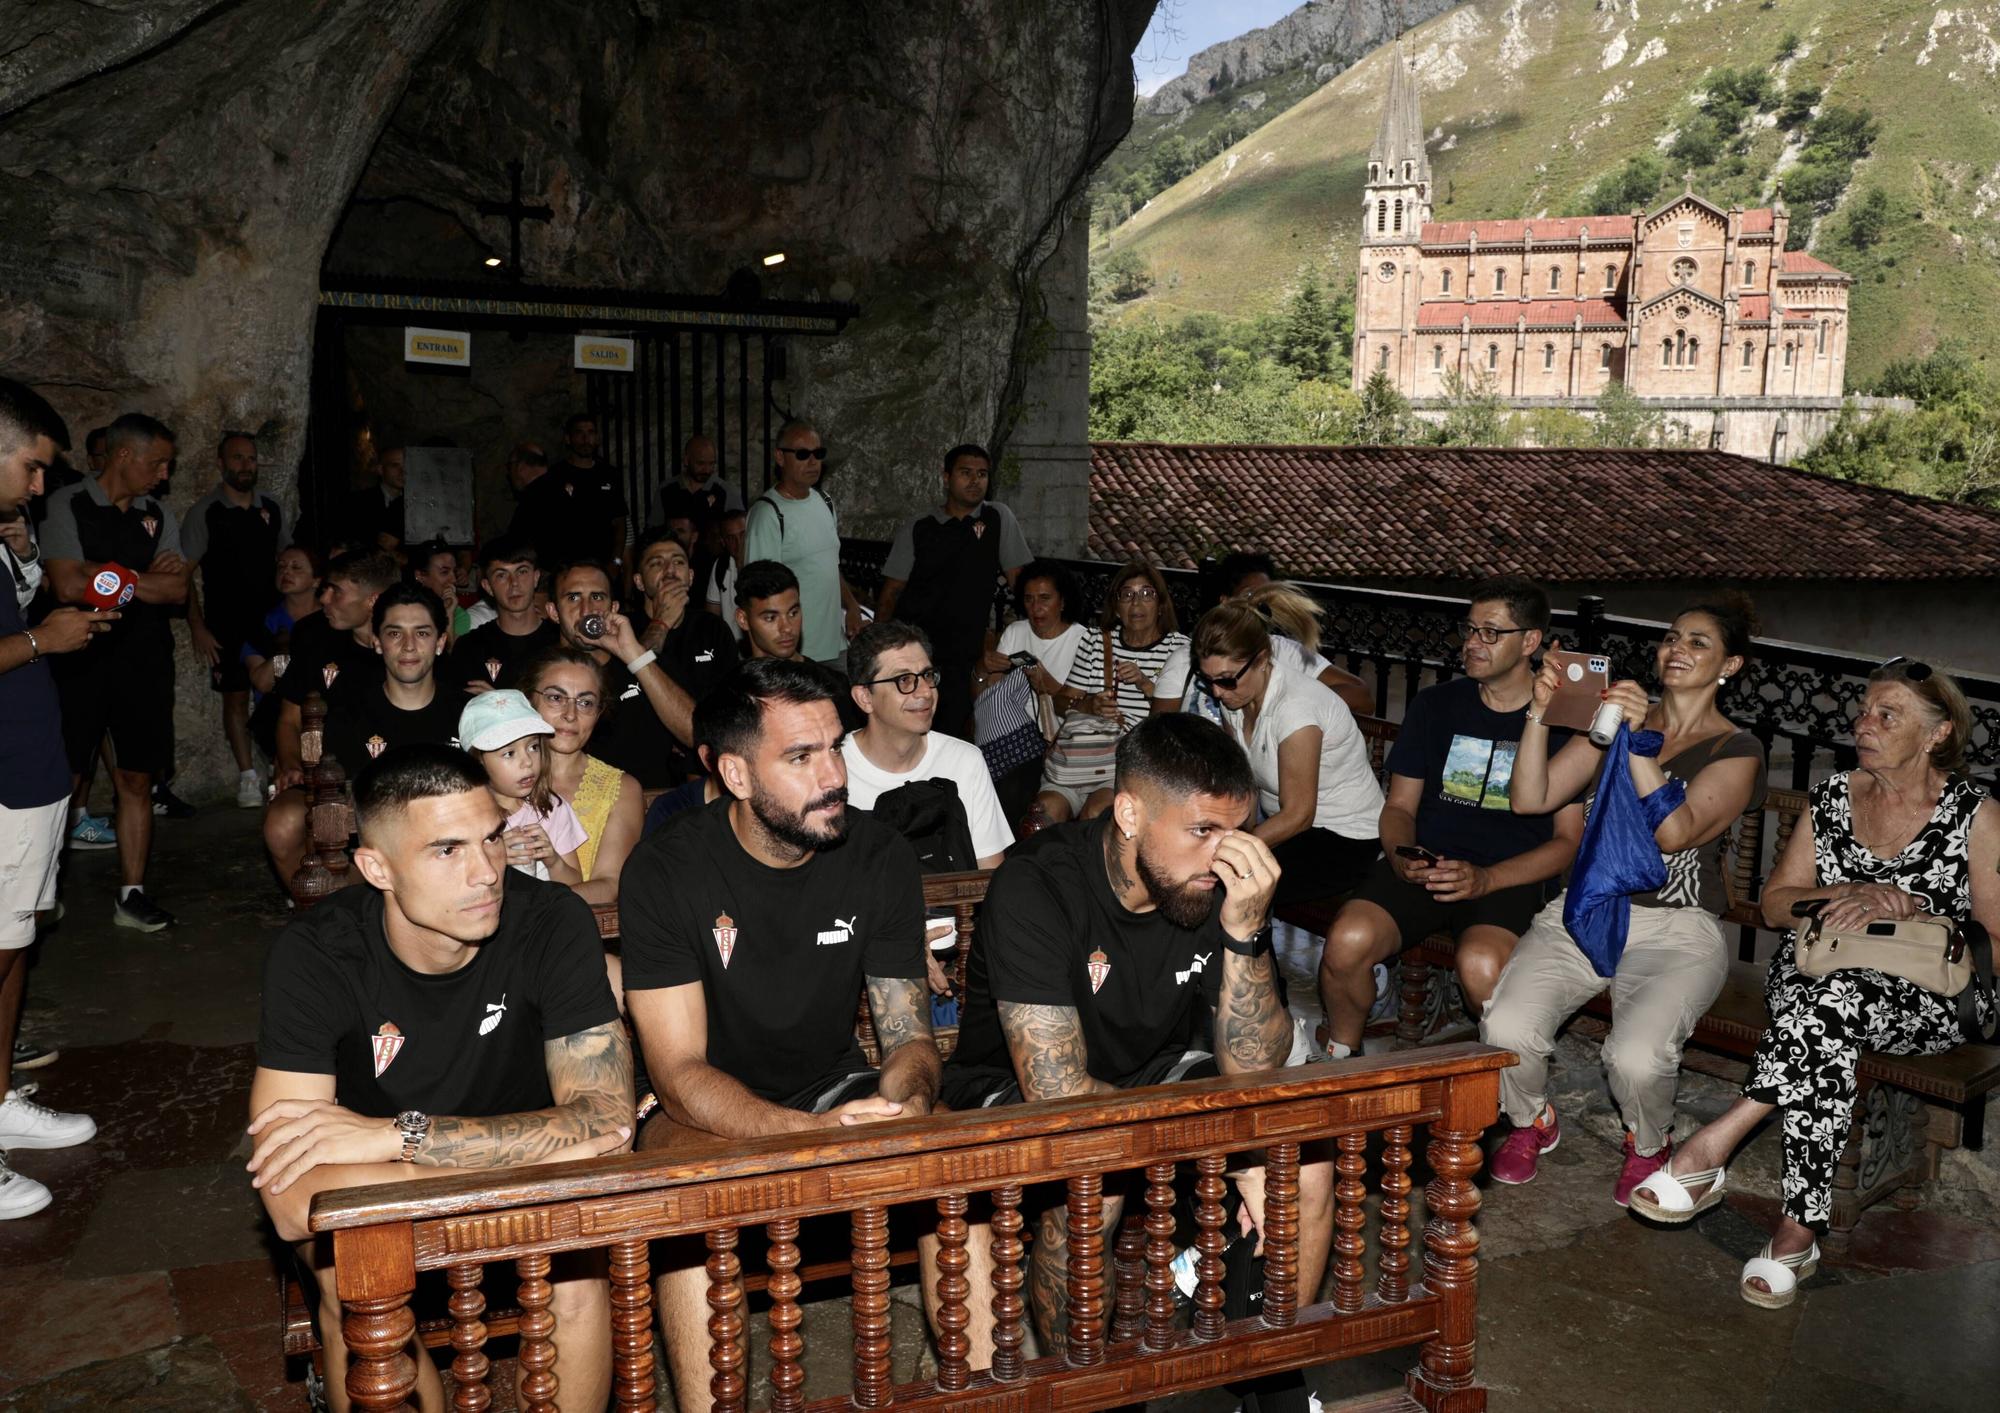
[1627,1163,1727,1224]
[1739,1239,1820,1309]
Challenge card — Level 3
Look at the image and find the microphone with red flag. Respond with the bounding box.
[84,564,138,612]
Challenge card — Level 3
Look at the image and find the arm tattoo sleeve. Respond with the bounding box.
[418,1021,634,1169]
[997,1001,1106,1102]
[1215,951,1290,1075]
[866,974,941,1108]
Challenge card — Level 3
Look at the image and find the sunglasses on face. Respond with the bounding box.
[1197,651,1265,694]
[779,446,827,461]
[1456,621,1531,645]
[861,669,943,695]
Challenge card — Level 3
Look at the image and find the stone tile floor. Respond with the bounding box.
[3,807,1996,1410]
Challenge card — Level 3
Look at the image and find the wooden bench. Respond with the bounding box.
[1322,717,2000,1249]
[304,1043,1515,1412]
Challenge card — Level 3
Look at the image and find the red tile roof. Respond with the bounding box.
[1416,298,1626,330]
[1087,444,2000,584]
[1779,250,1847,278]
[1737,294,1771,321]
[1739,208,1775,233]
[1421,216,1628,244]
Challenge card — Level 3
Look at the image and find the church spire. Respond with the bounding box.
[1369,44,1427,180]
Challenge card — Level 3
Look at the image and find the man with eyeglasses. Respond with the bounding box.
[443,535,557,696]
[1316,574,1584,1059]
[743,420,866,669]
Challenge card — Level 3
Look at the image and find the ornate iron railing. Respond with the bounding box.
[841,541,1999,785]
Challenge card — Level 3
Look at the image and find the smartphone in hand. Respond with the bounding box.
[1394,844,1439,866]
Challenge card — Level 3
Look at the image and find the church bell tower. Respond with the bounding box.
[1353,47,1431,393]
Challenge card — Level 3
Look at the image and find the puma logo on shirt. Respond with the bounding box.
[478,994,508,1036]
[1175,952,1213,986]
[816,915,858,946]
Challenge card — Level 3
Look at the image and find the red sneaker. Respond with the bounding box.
[1614,1132,1672,1208]
[1490,1104,1560,1185]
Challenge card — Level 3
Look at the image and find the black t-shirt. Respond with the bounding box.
[322,679,463,771]
[511,463,627,568]
[443,620,559,695]
[343,487,403,550]
[1384,675,1570,868]
[257,870,619,1119]
[590,658,680,788]
[950,819,1227,1090]
[0,547,66,809]
[620,798,928,1102]
[183,487,283,634]
[278,612,383,705]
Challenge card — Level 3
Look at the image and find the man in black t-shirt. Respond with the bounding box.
[621,658,937,1412]
[1317,575,1584,1059]
[944,713,1332,1355]
[342,444,405,554]
[544,559,696,789]
[39,411,190,931]
[270,551,398,793]
[528,413,627,575]
[182,431,283,807]
[443,535,556,696]
[249,745,629,1413]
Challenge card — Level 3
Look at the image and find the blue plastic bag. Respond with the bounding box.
[1562,721,1687,977]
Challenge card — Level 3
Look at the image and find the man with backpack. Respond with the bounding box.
[742,420,865,669]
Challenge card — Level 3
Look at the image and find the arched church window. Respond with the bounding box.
[1661,339,1673,367]
[1394,198,1404,231]
[1432,345,1443,371]
[1494,268,1506,293]
[1688,338,1699,365]
[1441,268,1452,293]
[1549,266,1562,292]
[1741,341,1754,368]
[1403,161,1413,181]
[1378,345,1391,372]
[1599,344,1613,369]
[1604,264,1617,290]
[1743,259,1756,285]
[1783,343,1794,368]
[1377,200,1387,233]
[1542,343,1555,370]
[1817,319,1828,354]
[1370,162,1380,181]
[1486,344,1499,370]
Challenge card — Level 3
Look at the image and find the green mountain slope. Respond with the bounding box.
[1097,0,2000,386]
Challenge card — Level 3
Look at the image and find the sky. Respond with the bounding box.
[1133,0,1306,96]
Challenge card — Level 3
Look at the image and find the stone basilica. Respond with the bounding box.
[1351,51,1852,414]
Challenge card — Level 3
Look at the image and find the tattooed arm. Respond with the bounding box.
[997,1001,1114,1103]
[867,974,941,1116]
[1214,947,1290,1075]
[244,1023,635,1242]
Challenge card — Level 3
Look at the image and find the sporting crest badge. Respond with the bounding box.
[713,912,738,968]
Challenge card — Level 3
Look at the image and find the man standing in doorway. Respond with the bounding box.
[39,412,189,932]
[743,420,865,670]
[345,444,405,554]
[876,442,1033,738]
[182,431,284,808]
[550,413,628,574]
[0,379,106,1217]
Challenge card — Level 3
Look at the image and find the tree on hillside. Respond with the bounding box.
[1585,154,1665,216]
[1352,370,1414,444]
[1870,345,1989,406]
[1278,270,1335,379]
[1844,187,1890,249]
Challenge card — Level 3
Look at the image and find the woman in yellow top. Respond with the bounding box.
[521,646,644,906]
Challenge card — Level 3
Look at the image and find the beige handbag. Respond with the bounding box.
[1791,900,1995,1041]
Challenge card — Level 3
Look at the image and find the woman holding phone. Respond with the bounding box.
[1479,595,1767,1207]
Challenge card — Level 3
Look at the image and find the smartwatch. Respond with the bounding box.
[1221,923,1272,958]
[395,1109,432,1163]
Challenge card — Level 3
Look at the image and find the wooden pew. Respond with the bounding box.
[1322,718,2000,1249]
[307,1043,1515,1412]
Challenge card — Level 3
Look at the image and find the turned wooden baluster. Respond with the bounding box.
[1397,954,1434,1045]
[1410,1114,1486,1411]
[934,1193,972,1390]
[515,1253,558,1413]
[335,1224,417,1413]
[445,1262,491,1411]
[1064,1172,1106,1367]
[1142,1161,1179,1352]
[1377,1123,1415,1304]
[765,1219,805,1413]
[851,1205,893,1407]
[1111,1209,1147,1343]
[609,1237,657,1412]
[708,1227,748,1413]
[952,899,977,992]
[1191,1153,1228,1341]
[1333,1131,1368,1313]
[1262,1142,1302,1328]
[989,1183,1027,1382]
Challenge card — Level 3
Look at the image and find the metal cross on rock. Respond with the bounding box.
[476,159,554,280]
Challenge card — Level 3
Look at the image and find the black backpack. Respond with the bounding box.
[866,777,979,874]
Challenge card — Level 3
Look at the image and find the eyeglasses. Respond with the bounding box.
[1116,586,1160,603]
[1456,621,1532,645]
[860,669,942,695]
[534,687,603,716]
[779,446,827,461]
[1197,651,1266,693]
[1877,655,1933,683]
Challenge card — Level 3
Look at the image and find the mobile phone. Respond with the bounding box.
[1008,651,1039,670]
[1542,648,1613,732]
[1395,845,1439,866]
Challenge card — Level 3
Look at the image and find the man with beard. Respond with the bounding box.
[443,536,555,696]
[181,431,284,807]
[1316,574,1582,1059]
[619,658,939,1412]
[248,744,629,1413]
[264,583,461,883]
[543,559,697,789]
[942,713,1333,1358]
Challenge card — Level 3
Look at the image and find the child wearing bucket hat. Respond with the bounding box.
[460,689,588,885]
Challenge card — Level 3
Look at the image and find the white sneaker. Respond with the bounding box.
[235,770,264,809]
[0,1085,97,1149]
[0,1156,51,1220]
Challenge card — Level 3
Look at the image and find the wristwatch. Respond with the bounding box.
[1221,923,1272,957]
[395,1109,431,1163]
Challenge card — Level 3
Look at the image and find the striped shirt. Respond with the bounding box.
[1062,627,1190,727]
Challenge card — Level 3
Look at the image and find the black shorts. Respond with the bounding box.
[207,614,262,694]
[1348,855,1546,945]
[57,655,172,777]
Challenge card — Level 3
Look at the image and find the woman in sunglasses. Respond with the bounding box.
[521,645,644,906]
[1190,603,1384,907]
[1631,657,1994,1307]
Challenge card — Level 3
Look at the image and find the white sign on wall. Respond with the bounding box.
[404,327,471,367]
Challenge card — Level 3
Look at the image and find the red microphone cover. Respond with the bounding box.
[85,564,137,611]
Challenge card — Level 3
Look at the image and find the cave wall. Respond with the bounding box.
[1,0,1153,798]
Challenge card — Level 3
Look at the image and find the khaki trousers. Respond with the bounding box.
[1480,894,1728,1156]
